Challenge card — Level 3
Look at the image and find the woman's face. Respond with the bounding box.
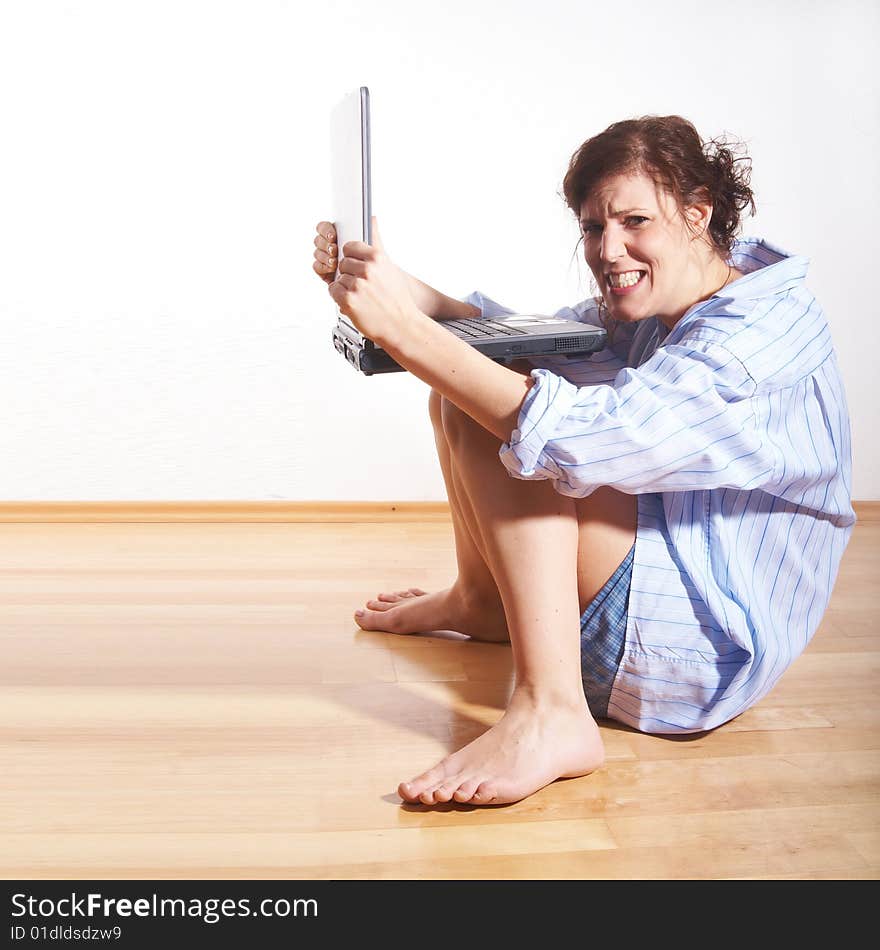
[580,171,709,326]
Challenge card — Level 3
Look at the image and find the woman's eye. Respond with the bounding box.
[626,216,648,227]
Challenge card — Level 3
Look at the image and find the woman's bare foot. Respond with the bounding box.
[397,689,605,806]
[354,585,509,642]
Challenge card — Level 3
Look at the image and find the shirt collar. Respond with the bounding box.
[723,237,809,299]
[671,237,809,333]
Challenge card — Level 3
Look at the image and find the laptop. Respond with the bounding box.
[329,86,607,376]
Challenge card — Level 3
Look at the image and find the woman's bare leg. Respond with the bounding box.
[355,389,509,641]
[396,400,636,806]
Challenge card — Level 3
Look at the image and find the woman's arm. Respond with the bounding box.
[405,274,481,320]
[314,219,480,320]
[499,342,773,496]
[381,308,534,440]
[328,222,532,440]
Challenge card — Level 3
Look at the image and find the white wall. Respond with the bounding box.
[1,0,877,500]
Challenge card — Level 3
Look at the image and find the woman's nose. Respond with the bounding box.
[600,228,625,263]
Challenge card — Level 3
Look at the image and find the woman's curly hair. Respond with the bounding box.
[562,115,756,257]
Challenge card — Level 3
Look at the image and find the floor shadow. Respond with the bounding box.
[353,624,515,712]
[316,616,706,810]
[380,791,522,811]
[301,622,513,744]
[598,717,712,742]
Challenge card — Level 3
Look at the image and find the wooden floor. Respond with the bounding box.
[2,515,878,880]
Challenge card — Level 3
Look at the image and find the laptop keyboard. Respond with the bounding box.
[442,318,528,339]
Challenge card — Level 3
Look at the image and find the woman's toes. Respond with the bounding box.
[354,608,398,631]
[354,609,370,629]
[366,599,395,611]
[431,783,460,804]
[398,771,437,803]
[452,778,481,803]
[397,780,419,803]
[399,764,450,804]
[472,781,500,805]
[373,589,426,605]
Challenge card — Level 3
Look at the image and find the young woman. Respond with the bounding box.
[312,115,855,807]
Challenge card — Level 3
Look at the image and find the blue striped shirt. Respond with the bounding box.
[464,237,856,733]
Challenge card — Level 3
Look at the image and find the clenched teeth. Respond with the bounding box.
[608,271,645,288]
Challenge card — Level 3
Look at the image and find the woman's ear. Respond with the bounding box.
[684,193,713,241]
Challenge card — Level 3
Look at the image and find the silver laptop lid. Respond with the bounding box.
[330,86,372,255]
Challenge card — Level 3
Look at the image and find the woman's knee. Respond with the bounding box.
[429,390,471,455]
[430,390,473,446]
[439,395,485,451]
[431,363,531,444]
[428,388,444,431]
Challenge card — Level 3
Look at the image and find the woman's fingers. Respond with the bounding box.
[316,221,336,243]
[313,222,375,278]
[313,244,337,284]
[313,219,338,284]
[313,259,335,282]
[313,221,338,285]
[341,239,374,261]
[337,256,368,278]
[314,247,337,268]
[313,231,338,256]
[328,274,356,307]
[313,233,338,272]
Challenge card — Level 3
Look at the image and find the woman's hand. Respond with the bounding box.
[327,217,421,348]
[312,221,338,284]
[313,217,479,322]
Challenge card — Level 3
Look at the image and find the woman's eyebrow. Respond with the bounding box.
[580,208,649,225]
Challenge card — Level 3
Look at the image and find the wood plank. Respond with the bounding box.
[0,516,877,880]
[0,499,875,523]
[0,501,452,523]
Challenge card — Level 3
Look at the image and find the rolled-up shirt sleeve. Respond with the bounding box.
[500,338,775,497]
[461,291,516,319]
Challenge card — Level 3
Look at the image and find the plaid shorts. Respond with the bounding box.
[579,543,634,718]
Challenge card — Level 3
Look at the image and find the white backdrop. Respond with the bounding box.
[1,0,877,500]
